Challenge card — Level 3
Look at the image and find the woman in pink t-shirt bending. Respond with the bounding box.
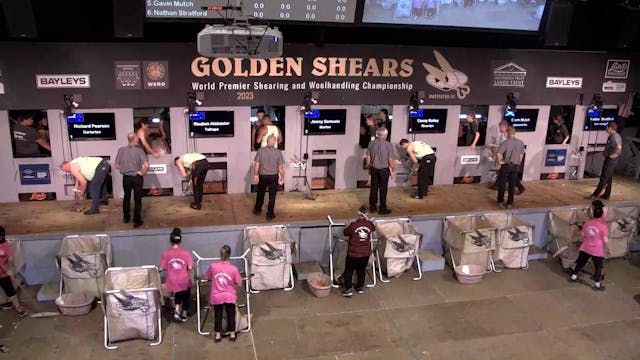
[570,200,610,291]
[205,245,242,343]
[159,228,193,322]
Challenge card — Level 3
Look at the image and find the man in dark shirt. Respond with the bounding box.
[366,128,396,215]
[377,108,392,139]
[116,132,149,228]
[465,112,480,149]
[496,126,525,208]
[12,112,50,157]
[341,206,375,297]
[253,135,285,221]
[588,122,622,200]
[548,114,570,144]
[360,115,378,148]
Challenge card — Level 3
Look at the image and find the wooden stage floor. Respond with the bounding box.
[1,177,639,235]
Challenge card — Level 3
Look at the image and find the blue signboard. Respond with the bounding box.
[19,164,51,185]
[545,149,567,167]
[188,111,205,121]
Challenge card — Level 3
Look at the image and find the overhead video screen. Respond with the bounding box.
[584,108,617,131]
[362,0,547,31]
[504,108,539,132]
[304,109,347,135]
[67,113,116,141]
[147,0,357,23]
[407,109,447,134]
[189,111,235,138]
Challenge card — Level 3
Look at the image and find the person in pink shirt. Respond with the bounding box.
[159,228,193,322]
[0,226,26,318]
[205,245,242,343]
[569,200,610,291]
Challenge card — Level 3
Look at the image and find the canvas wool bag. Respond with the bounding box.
[104,267,163,343]
[444,216,496,269]
[244,226,293,291]
[58,235,112,298]
[484,213,533,269]
[605,208,637,258]
[379,234,420,277]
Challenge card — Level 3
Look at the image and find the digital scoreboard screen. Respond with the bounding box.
[407,109,447,134]
[584,108,617,131]
[304,109,347,135]
[146,0,357,23]
[504,109,539,132]
[67,113,117,141]
[189,111,235,138]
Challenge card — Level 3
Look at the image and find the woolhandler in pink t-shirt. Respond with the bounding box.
[205,245,242,343]
[570,201,610,291]
[159,228,193,322]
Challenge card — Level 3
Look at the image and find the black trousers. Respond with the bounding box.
[89,160,110,211]
[417,154,436,197]
[174,288,190,311]
[213,303,236,333]
[343,255,368,291]
[369,167,390,210]
[122,174,143,223]
[492,169,525,192]
[572,251,604,282]
[255,174,278,216]
[497,164,518,205]
[592,157,617,198]
[191,159,209,204]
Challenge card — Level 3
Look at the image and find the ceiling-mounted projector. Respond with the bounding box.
[197,24,283,59]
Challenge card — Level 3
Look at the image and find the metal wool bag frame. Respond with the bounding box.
[102,265,163,350]
[192,249,252,336]
[373,217,423,283]
[243,225,295,292]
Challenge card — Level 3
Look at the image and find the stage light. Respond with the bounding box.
[186,91,204,114]
[408,91,424,111]
[505,93,518,112]
[300,91,319,112]
[63,94,81,117]
[590,93,603,110]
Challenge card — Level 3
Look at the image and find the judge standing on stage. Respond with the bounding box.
[496,126,525,208]
[588,122,622,200]
[253,135,285,221]
[116,132,149,228]
[365,128,395,215]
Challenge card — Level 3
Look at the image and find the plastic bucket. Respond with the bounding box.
[55,293,93,316]
[306,272,332,298]
[454,264,486,285]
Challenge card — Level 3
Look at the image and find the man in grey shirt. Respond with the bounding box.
[589,122,622,200]
[365,127,395,215]
[253,135,285,221]
[12,112,50,157]
[496,126,525,208]
[116,132,149,228]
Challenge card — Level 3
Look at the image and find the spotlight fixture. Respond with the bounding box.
[63,94,81,117]
[505,93,517,111]
[186,91,204,115]
[590,93,603,110]
[300,91,319,112]
[408,91,424,111]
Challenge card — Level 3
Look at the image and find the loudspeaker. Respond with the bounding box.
[544,1,574,47]
[616,9,640,49]
[2,0,38,38]
[113,0,143,38]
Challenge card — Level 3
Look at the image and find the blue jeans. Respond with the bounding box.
[89,160,110,211]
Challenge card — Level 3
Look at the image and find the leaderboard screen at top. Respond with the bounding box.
[146,1,356,23]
